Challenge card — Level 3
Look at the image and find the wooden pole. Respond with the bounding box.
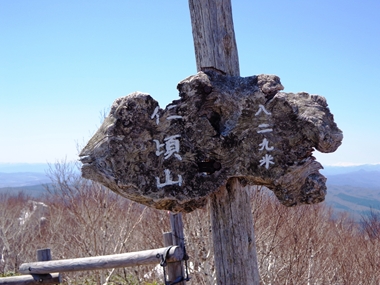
[188,0,260,284]
[0,273,61,285]
[35,249,61,284]
[19,246,184,275]
[169,213,187,285]
[36,249,52,263]
[189,0,240,76]
[163,232,179,283]
[210,179,259,284]
[163,213,186,285]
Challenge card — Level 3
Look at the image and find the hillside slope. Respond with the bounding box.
[324,169,380,218]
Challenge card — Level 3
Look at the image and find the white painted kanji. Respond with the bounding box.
[259,154,275,169]
[166,104,183,120]
[153,139,165,156]
[150,106,160,125]
[156,169,183,188]
[257,124,273,134]
[167,115,183,120]
[153,135,182,161]
[255,104,272,116]
[164,135,182,160]
[259,138,274,151]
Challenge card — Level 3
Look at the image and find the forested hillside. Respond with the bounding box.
[324,168,380,219]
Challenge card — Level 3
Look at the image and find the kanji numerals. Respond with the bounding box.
[255,104,275,169]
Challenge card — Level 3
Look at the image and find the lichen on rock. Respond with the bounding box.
[79,71,343,212]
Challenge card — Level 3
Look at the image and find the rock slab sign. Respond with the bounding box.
[79,70,342,213]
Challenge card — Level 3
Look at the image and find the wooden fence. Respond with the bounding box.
[0,214,187,285]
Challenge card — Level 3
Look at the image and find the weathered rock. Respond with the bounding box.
[79,71,343,212]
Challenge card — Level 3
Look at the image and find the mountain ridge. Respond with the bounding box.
[0,163,50,173]
[0,172,51,188]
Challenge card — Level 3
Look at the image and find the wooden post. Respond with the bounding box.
[188,0,260,284]
[169,213,187,285]
[210,179,259,284]
[163,232,178,283]
[34,249,61,285]
[189,0,240,76]
[163,213,187,285]
[0,248,61,285]
[37,249,52,263]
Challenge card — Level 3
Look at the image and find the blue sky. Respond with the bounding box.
[1,0,379,167]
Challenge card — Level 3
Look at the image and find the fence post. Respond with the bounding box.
[0,248,61,284]
[170,213,187,285]
[34,249,61,284]
[163,232,177,283]
[162,213,186,285]
[37,249,51,263]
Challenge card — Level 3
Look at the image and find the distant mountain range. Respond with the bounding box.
[0,184,48,197]
[0,163,52,197]
[0,172,51,188]
[0,163,379,219]
[321,164,380,176]
[0,163,50,173]
[326,169,380,189]
[323,168,380,219]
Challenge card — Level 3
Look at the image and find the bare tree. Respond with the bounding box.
[0,192,48,275]
[44,160,167,284]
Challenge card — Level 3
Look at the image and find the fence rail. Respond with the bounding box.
[0,248,60,285]
[0,273,61,285]
[19,246,183,275]
[0,213,187,285]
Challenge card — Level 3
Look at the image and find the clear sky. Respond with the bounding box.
[1,0,379,166]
